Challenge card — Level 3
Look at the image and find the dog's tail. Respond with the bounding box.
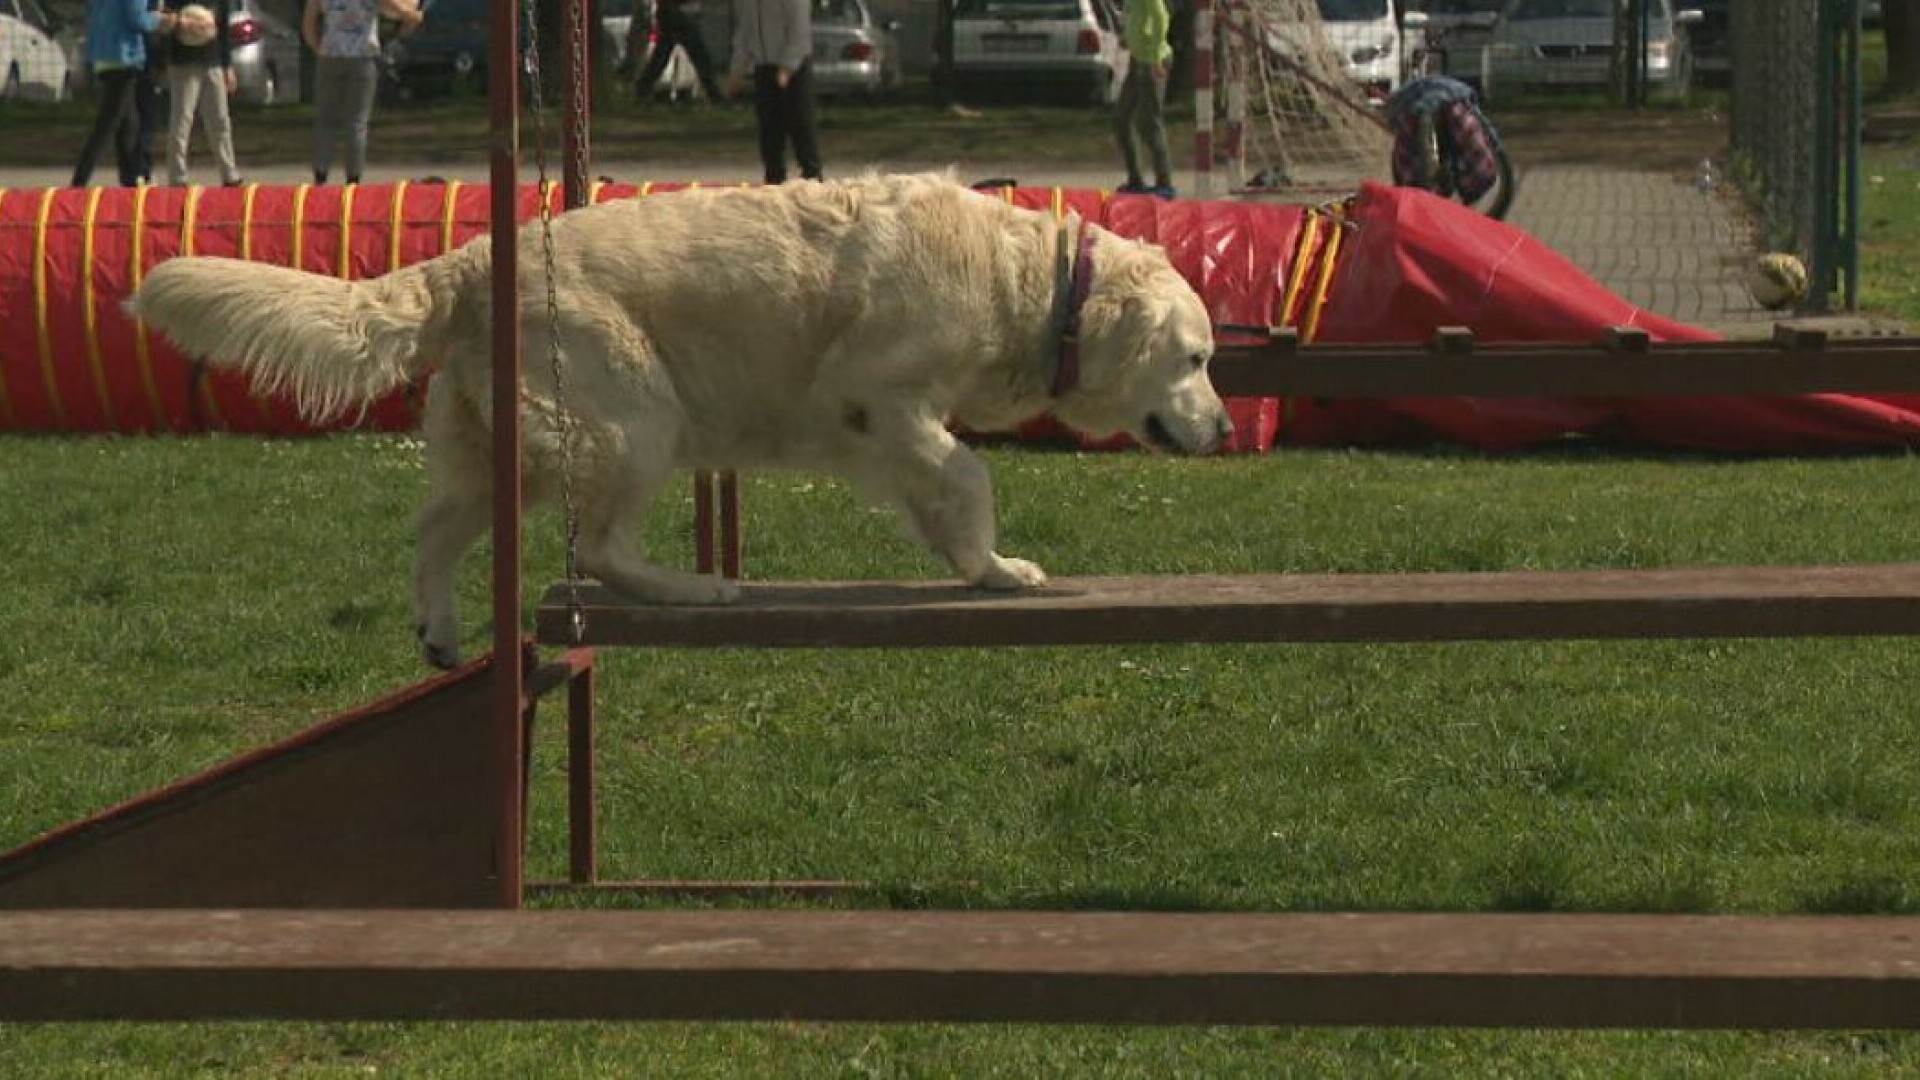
[127,244,486,422]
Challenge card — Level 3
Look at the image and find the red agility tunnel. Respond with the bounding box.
[0,179,724,436]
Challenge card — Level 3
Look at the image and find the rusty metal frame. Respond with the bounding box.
[9,0,1920,1016]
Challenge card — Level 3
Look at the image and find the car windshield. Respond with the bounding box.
[1316,0,1390,20]
[954,0,1083,20]
[812,0,862,24]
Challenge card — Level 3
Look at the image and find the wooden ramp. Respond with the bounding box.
[0,656,519,909]
[537,564,1920,649]
[5,909,1920,1027]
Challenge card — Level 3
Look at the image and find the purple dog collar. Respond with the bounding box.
[1051,223,1096,399]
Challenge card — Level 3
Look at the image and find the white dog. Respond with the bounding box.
[130,173,1231,667]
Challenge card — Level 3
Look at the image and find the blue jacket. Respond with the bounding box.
[86,0,161,69]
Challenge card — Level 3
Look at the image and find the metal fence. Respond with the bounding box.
[1728,0,1863,309]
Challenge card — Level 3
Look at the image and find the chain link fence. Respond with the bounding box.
[1728,0,1860,309]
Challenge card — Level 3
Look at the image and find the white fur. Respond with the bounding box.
[129,173,1231,667]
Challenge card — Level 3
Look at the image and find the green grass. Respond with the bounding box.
[7,435,1920,1073]
[1860,142,1920,323]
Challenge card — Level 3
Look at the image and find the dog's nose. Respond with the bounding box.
[1213,413,1235,447]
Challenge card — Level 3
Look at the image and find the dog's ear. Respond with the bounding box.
[1080,291,1162,389]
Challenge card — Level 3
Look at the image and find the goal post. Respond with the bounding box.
[1198,0,1395,197]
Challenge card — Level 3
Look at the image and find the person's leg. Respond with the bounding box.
[752,65,787,183]
[72,68,137,187]
[1139,70,1173,191]
[311,56,345,182]
[166,66,201,185]
[784,61,822,180]
[667,8,723,100]
[127,68,162,184]
[202,66,241,184]
[338,57,380,183]
[1113,66,1145,188]
[632,27,673,98]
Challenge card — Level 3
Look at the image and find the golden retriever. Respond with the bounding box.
[130,173,1231,667]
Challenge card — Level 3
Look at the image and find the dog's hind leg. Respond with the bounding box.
[413,386,491,669]
[847,412,1047,591]
[573,450,742,606]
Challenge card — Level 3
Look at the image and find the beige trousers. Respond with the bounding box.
[166,65,241,186]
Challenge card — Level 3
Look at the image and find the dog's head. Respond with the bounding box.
[1052,237,1233,455]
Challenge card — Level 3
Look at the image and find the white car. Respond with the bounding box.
[948,0,1128,105]
[0,0,71,101]
[1314,0,1406,97]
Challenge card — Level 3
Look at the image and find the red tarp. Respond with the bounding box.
[3,178,1917,451]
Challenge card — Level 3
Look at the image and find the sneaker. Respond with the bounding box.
[1116,178,1149,194]
[1147,184,1177,200]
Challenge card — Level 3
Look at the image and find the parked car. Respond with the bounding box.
[948,0,1127,104]
[1485,0,1702,95]
[1402,0,1504,84]
[811,0,902,97]
[0,0,73,101]
[227,0,301,105]
[1314,0,1406,97]
[382,0,491,97]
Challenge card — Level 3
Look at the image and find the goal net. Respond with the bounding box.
[1213,0,1395,195]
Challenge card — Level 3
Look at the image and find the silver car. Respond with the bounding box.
[949,0,1128,104]
[811,0,902,97]
[1485,0,1701,96]
[226,0,301,105]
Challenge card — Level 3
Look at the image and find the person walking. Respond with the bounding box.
[626,0,724,103]
[726,0,821,184]
[71,0,177,187]
[1113,0,1175,199]
[160,0,244,186]
[302,0,422,184]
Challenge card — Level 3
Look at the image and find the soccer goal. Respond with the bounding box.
[1197,0,1395,197]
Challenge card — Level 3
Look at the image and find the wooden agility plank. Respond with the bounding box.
[535,563,1920,649]
[1208,338,1920,398]
[4,909,1919,1027]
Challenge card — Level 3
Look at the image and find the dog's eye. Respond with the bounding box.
[1189,353,1207,371]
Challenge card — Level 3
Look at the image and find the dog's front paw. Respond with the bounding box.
[652,573,743,605]
[418,625,463,670]
[973,556,1048,591]
[692,576,744,605]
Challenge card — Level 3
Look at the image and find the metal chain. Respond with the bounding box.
[519,0,585,643]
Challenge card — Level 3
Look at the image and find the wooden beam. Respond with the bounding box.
[536,564,1920,649]
[1208,338,1920,397]
[5,910,1920,1027]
